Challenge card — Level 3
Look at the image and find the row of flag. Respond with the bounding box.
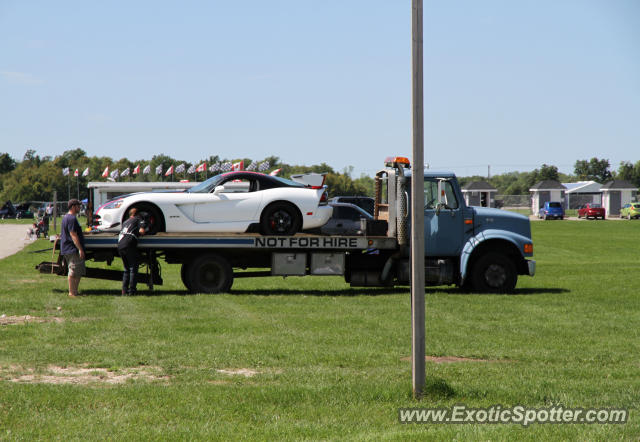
[61,160,280,179]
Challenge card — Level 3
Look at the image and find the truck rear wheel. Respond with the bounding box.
[185,253,233,293]
[181,262,194,292]
[470,252,517,293]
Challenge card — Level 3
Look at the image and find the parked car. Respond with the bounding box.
[330,196,375,216]
[94,171,333,235]
[620,203,640,220]
[0,201,17,219]
[319,202,372,235]
[538,201,564,220]
[577,203,605,220]
[14,203,36,219]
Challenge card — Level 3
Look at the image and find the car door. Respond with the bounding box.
[423,179,464,256]
[193,178,263,224]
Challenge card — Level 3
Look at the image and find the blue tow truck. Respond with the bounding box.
[38,157,535,293]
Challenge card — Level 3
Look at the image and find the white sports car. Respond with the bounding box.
[94,172,333,235]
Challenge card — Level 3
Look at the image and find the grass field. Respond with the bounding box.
[1,220,639,440]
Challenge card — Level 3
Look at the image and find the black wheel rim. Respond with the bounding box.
[269,209,293,234]
[198,263,223,291]
[484,264,507,288]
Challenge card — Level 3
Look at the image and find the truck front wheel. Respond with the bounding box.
[185,253,233,293]
[470,252,517,293]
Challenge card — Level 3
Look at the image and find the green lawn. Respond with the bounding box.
[1,221,639,440]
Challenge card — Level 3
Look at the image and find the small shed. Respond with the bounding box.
[600,180,638,216]
[563,181,602,209]
[530,180,567,216]
[461,181,497,207]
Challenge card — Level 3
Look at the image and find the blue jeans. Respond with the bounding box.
[118,247,139,294]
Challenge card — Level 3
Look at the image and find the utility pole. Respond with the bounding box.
[488,165,491,179]
[411,0,426,399]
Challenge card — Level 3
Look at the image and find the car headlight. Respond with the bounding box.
[102,199,124,210]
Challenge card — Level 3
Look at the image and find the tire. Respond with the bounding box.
[186,253,233,294]
[128,203,164,235]
[260,202,301,236]
[470,252,517,293]
[181,262,194,292]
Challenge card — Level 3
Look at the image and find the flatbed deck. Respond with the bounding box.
[84,232,398,250]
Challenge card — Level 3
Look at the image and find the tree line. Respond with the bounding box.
[458,158,639,194]
[0,150,638,204]
[0,149,374,203]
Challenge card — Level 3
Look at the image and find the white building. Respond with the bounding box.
[461,181,497,207]
[562,181,602,209]
[529,180,567,217]
[600,180,638,217]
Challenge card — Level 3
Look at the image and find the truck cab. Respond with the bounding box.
[372,157,535,292]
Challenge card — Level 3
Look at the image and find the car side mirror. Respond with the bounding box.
[213,185,225,195]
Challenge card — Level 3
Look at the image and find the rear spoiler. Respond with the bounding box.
[290,172,328,189]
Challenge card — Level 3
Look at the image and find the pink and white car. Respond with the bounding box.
[94,172,332,235]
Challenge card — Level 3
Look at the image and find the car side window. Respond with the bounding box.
[218,178,251,193]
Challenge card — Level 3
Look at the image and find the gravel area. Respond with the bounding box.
[0,224,37,260]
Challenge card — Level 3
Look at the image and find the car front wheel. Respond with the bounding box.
[128,204,164,235]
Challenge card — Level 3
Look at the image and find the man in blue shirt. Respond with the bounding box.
[60,198,85,297]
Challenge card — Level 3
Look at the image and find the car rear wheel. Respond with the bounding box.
[260,202,301,236]
[128,204,164,235]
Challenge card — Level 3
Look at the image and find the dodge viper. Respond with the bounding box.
[93,171,332,235]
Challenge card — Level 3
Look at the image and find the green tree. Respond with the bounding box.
[0,153,16,174]
[574,157,612,182]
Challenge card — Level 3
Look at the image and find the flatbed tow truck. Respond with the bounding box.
[37,157,535,293]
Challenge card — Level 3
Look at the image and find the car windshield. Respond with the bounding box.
[590,204,601,208]
[548,202,562,208]
[187,175,226,193]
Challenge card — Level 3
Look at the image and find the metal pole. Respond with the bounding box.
[411,0,426,399]
[53,191,58,233]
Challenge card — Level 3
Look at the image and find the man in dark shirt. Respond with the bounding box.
[60,199,85,297]
[118,207,147,295]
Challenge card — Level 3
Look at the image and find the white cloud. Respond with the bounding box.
[0,70,44,85]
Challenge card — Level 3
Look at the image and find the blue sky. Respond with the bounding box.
[1,0,638,178]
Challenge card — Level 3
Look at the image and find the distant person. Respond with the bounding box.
[60,199,85,298]
[46,204,53,217]
[117,208,147,295]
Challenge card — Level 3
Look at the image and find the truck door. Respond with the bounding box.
[423,179,464,256]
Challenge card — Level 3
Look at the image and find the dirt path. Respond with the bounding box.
[0,224,37,260]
